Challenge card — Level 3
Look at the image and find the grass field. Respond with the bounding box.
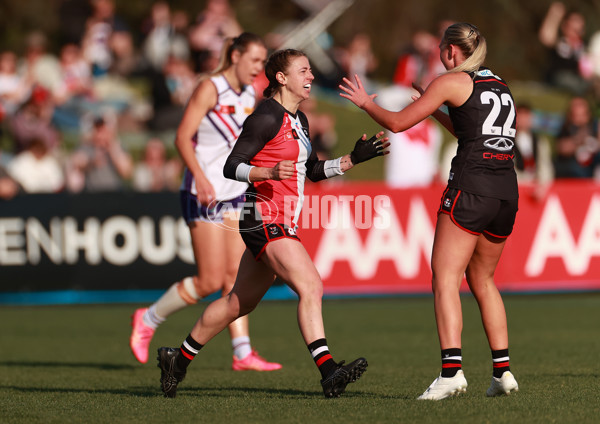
[1,294,599,424]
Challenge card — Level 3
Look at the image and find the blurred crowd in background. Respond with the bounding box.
[1,0,600,200]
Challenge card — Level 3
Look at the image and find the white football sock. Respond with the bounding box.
[143,304,165,329]
[232,336,252,359]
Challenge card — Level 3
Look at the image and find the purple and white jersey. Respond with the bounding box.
[181,74,255,200]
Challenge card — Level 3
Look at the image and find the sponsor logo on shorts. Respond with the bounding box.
[444,198,452,208]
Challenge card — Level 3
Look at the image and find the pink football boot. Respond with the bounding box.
[232,349,282,371]
[130,308,155,363]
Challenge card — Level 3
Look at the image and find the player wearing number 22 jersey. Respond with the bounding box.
[447,67,518,201]
[340,22,520,401]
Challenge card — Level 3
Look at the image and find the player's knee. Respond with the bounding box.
[296,278,323,302]
[176,276,200,304]
[195,275,223,297]
[226,293,254,318]
[431,275,459,295]
[222,271,237,292]
[466,266,494,287]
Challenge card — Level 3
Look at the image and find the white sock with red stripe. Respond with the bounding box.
[308,338,337,379]
[492,349,510,378]
[441,348,462,377]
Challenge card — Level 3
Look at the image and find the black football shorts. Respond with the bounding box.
[239,201,300,259]
[438,187,518,238]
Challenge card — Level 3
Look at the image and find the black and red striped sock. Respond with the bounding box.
[308,338,337,379]
[441,348,462,377]
[176,334,203,370]
[492,349,510,378]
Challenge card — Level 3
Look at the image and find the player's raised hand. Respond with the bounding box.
[339,74,377,109]
[350,131,390,165]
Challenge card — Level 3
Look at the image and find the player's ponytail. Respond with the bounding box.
[442,23,487,75]
[211,32,266,76]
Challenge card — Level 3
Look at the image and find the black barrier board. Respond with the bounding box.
[0,193,196,292]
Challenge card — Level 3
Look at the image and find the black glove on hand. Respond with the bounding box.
[350,134,385,165]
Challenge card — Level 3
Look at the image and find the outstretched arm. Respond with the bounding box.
[305,132,389,182]
[340,74,466,135]
[411,83,455,136]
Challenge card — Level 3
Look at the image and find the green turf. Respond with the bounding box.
[1,294,599,424]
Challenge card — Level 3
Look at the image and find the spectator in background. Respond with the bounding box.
[539,2,591,95]
[81,0,141,118]
[376,86,442,188]
[51,44,95,130]
[147,53,196,131]
[17,31,62,95]
[9,86,60,154]
[108,30,140,78]
[90,29,144,125]
[142,2,190,72]
[336,33,378,92]
[68,115,132,192]
[7,137,65,193]
[82,0,129,78]
[513,103,554,187]
[393,30,445,89]
[132,138,181,192]
[553,96,600,179]
[171,9,191,40]
[0,51,32,118]
[188,0,242,73]
[163,55,196,106]
[54,44,94,106]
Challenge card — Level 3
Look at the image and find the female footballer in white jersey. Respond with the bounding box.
[130,32,281,372]
[340,22,520,400]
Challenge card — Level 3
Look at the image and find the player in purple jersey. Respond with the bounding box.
[340,22,519,400]
[130,33,281,372]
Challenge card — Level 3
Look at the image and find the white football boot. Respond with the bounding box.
[486,371,519,396]
[418,370,468,400]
